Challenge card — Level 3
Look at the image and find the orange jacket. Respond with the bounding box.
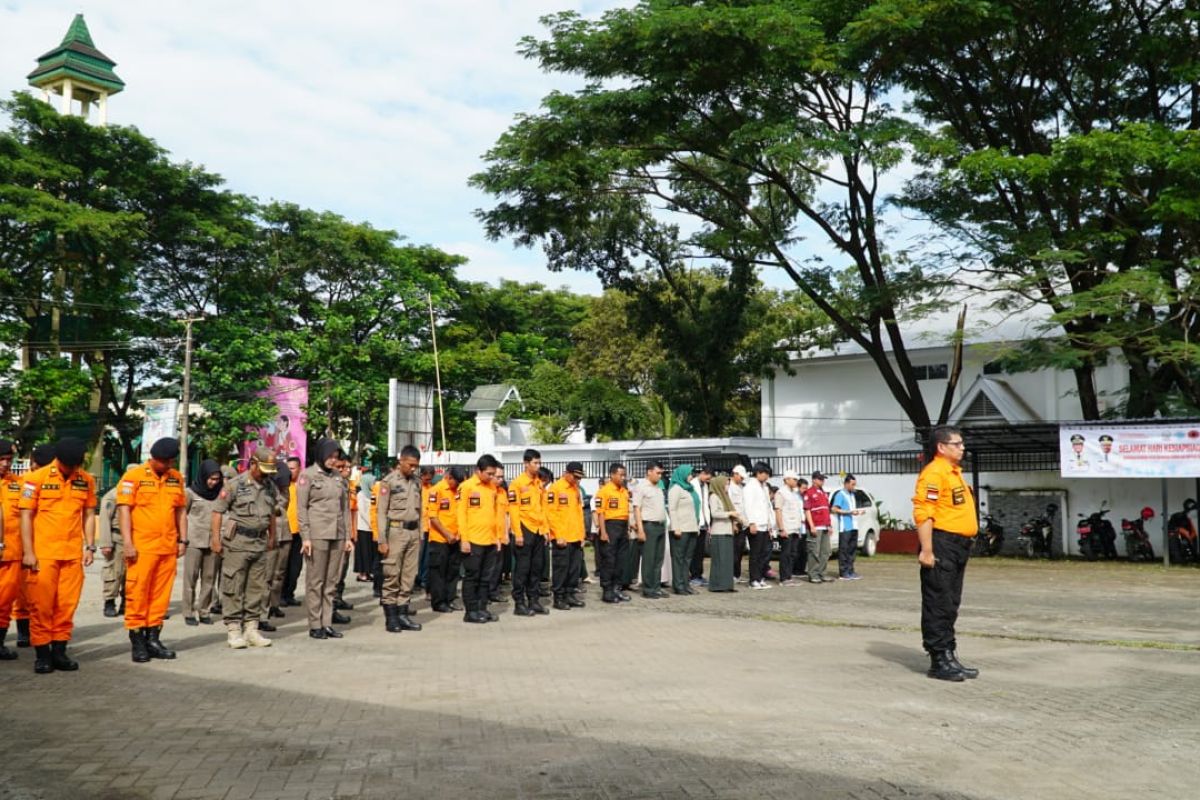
[546,477,585,543]
[18,461,97,560]
[912,455,977,536]
[115,462,186,555]
[456,475,501,546]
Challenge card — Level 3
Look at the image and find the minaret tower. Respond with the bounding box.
[27,14,125,125]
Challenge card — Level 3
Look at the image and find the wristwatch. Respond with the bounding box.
[179,540,189,546]
[85,545,97,552]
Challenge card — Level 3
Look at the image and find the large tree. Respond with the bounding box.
[473,0,959,432]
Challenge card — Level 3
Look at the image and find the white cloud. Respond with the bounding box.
[0,0,617,293]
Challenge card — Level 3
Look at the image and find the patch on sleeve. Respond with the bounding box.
[439,499,450,510]
[298,477,308,486]
[547,491,555,503]
[219,489,229,499]
[119,480,135,496]
[21,482,36,499]
[508,490,517,503]
[925,483,939,502]
[428,492,438,503]
[379,485,388,495]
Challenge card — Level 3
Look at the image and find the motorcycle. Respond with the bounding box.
[1167,498,1198,565]
[1077,501,1118,561]
[1017,503,1057,559]
[1120,506,1157,562]
[973,508,1005,556]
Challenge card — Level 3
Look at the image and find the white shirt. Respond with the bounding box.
[742,478,773,528]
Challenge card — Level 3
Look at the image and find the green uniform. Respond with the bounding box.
[213,472,278,625]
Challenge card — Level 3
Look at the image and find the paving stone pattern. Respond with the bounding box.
[1,556,1197,800]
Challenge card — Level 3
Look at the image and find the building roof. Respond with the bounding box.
[27,14,125,95]
[947,375,1041,426]
[463,384,521,413]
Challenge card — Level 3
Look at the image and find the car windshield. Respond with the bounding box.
[853,490,871,508]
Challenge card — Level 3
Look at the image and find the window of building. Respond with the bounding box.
[913,363,949,381]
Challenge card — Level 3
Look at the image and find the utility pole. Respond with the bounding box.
[178,317,203,481]
[428,293,448,453]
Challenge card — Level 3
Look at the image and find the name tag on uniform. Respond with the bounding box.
[439,500,450,510]
[520,497,530,506]
[547,492,555,503]
[558,496,568,505]
[952,487,965,506]
[508,490,517,503]
[469,493,481,507]
[608,498,619,509]
[428,493,438,503]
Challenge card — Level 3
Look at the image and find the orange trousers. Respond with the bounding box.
[124,552,177,630]
[26,559,84,646]
[0,561,23,628]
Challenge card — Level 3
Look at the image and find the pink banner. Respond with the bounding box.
[242,377,308,468]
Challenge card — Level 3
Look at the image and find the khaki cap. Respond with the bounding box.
[252,447,278,473]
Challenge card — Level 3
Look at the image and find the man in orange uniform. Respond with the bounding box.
[547,462,587,611]
[594,462,632,605]
[457,454,502,624]
[0,440,23,660]
[427,466,463,613]
[507,449,548,617]
[912,425,980,682]
[19,437,97,674]
[117,437,187,663]
[9,444,54,649]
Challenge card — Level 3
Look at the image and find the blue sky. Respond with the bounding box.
[0,1,620,293]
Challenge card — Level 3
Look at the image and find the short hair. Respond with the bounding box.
[609,462,626,476]
[844,473,856,483]
[646,461,664,473]
[286,457,301,466]
[477,454,500,471]
[399,444,422,461]
[753,461,772,475]
[523,448,541,462]
[419,465,435,476]
[448,466,466,483]
[798,478,809,487]
[537,467,554,483]
[930,426,963,446]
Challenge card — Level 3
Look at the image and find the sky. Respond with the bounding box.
[0,0,623,293]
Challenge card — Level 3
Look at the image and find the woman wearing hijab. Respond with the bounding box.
[666,464,700,595]
[183,460,223,626]
[354,471,377,581]
[707,475,738,592]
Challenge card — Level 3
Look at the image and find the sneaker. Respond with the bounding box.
[845,572,863,580]
[735,577,748,584]
[809,577,823,584]
[582,577,595,584]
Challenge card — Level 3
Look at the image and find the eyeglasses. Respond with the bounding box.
[943,440,965,448]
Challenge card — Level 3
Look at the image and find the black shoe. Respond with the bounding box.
[553,599,571,610]
[199,615,213,625]
[33,644,54,674]
[49,641,79,671]
[269,606,285,619]
[321,626,344,639]
[185,616,200,627]
[514,604,535,616]
[0,629,17,660]
[258,621,277,633]
[484,610,499,622]
[538,587,552,598]
[117,601,126,616]
[309,628,327,640]
[602,591,619,604]
[432,603,452,613]
[530,600,550,615]
[334,597,354,611]
[332,611,352,625]
[209,603,222,615]
[449,600,463,611]
[947,650,979,679]
[567,595,586,608]
[488,594,506,604]
[396,605,422,631]
[16,618,30,647]
[384,605,403,633]
[103,599,118,618]
[144,628,176,660]
[673,588,689,596]
[129,630,150,663]
[617,592,632,602]
[284,598,302,607]
[462,610,487,624]
[927,651,966,682]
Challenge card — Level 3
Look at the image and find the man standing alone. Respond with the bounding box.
[913,426,979,682]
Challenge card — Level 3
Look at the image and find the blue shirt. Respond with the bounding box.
[830,489,857,533]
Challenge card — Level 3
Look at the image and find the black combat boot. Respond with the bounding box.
[49,641,78,671]
[601,590,618,604]
[334,596,354,611]
[144,627,177,660]
[396,605,422,631]
[16,618,30,647]
[514,603,534,616]
[946,650,979,679]
[927,650,965,682]
[567,593,586,608]
[0,627,17,660]
[33,644,53,674]
[331,610,351,625]
[116,599,125,616]
[384,605,403,633]
[130,629,150,663]
[103,599,118,618]
[553,597,571,611]
[529,598,549,615]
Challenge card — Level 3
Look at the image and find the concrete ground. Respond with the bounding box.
[1,553,1197,800]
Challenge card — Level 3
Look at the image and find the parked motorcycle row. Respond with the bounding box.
[972,499,1200,564]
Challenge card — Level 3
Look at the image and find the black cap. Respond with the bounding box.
[812,471,826,481]
[31,444,55,468]
[0,439,13,458]
[55,437,87,467]
[149,437,180,460]
[565,461,585,477]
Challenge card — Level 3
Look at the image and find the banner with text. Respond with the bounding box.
[139,399,180,462]
[1060,423,1200,478]
[241,377,308,469]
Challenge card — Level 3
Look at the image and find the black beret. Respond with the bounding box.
[55,437,87,467]
[150,437,181,460]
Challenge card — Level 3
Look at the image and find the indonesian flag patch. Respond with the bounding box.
[925,483,940,502]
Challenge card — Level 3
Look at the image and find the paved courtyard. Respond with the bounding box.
[1,554,1197,800]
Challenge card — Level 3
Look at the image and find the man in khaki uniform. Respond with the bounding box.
[297,440,352,640]
[375,444,423,633]
[211,448,278,649]
[96,486,123,618]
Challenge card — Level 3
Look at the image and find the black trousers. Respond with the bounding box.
[426,541,462,607]
[461,543,498,613]
[598,520,629,592]
[732,527,747,578]
[748,529,771,583]
[920,530,971,653]
[512,526,545,604]
[689,528,707,579]
[838,529,858,576]
[551,541,583,598]
[488,542,510,597]
[282,532,303,601]
[779,533,800,581]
